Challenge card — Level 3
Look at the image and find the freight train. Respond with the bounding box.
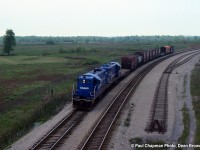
[72,46,174,109]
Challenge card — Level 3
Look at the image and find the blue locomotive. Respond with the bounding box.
[73,62,121,109]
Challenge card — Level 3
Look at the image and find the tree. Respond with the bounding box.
[45,40,55,45]
[3,29,16,55]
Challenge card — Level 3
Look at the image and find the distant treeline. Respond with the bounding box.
[0,35,200,45]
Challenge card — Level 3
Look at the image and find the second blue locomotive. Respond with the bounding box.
[73,62,121,108]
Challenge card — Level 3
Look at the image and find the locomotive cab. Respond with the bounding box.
[73,73,101,100]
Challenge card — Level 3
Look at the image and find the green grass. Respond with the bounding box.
[0,56,67,64]
[191,63,200,96]
[178,75,190,145]
[178,103,190,144]
[182,74,187,98]
[190,61,200,148]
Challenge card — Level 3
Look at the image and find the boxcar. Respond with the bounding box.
[121,55,138,70]
[160,46,171,56]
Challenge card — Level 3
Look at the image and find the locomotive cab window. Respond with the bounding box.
[79,79,90,84]
[83,79,90,84]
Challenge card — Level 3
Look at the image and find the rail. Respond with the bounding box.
[145,50,200,133]
[31,109,86,150]
[79,52,179,150]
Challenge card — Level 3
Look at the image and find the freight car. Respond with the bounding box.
[121,55,142,70]
[72,62,121,109]
[155,48,160,58]
[160,46,173,56]
[152,49,156,59]
[170,46,174,53]
[134,51,149,64]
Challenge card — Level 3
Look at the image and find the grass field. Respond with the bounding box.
[0,42,198,149]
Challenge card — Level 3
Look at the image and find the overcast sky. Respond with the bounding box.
[1,0,200,36]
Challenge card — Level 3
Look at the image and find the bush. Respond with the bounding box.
[82,59,100,65]
[76,46,86,53]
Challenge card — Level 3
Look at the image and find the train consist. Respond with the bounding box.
[72,46,174,109]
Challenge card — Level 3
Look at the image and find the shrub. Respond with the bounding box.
[82,59,100,65]
[45,40,55,45]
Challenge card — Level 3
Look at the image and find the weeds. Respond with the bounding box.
[191,61,200,147]
[124,103,134,127]
[182,74,187,98]
[178,103,190,144]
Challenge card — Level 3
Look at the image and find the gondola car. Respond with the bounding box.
[72,62,121,109]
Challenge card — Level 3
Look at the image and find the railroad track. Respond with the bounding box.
[30,53,172,150]
[30,48,198,150]
[31,109,86,150]
[78,53,183,150]
[145,50,200,133]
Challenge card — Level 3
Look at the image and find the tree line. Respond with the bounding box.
[1,29,200,55]
[0,35,200,45]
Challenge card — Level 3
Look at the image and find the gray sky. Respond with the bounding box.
[1,0,200,36]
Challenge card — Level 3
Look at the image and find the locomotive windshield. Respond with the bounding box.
[79,79,90,84]
[78,78,92,90]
